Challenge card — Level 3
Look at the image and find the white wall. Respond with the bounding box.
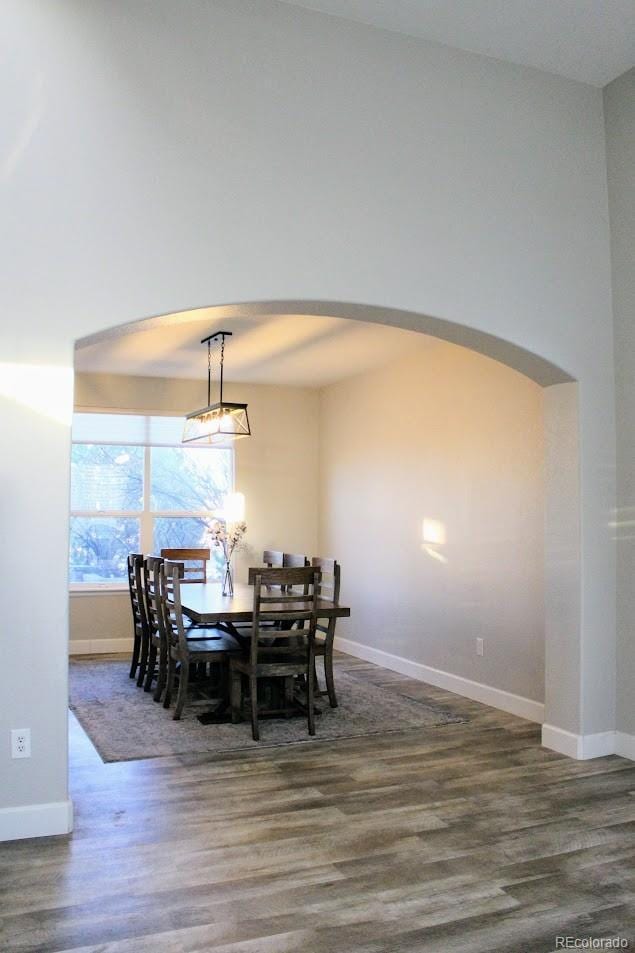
[70,373,320,647]
[0,0,617,837]
[543,383,581,735]
[605,69,635,741]
[319,338,545,706]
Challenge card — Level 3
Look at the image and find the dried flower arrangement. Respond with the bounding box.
[208,519,247,596]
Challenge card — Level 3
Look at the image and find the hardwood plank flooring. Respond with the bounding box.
[0,653,633,952]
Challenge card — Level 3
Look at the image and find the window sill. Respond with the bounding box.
[69,585,128,596]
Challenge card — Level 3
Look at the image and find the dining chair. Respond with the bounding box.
[311,557,341,708]
[232,550,285,635]
[142,555,166,699]
[283,552,309,570]
[283,553,310,592]
[160,560,241,720]
[145,555,225,700]
[230,566,320,740]
[282,553,310,625]
[126,553,150,686]
[160,547,214,632]
[160,548,210,583]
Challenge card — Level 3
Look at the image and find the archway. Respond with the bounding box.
[77,299,575,388]
[74,299,581,752]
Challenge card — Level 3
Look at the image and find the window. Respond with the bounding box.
[70,414,232,587]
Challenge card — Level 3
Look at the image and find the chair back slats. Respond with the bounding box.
[311,557,341,634]
[250,567,320,665]
[143,556,164,641]
[282,553,310,594]
[282,553,309,569]
[160,548,210,583]
[159,560,189,654]
[127,554,147,631]
[127,553,149,681]
[309,557,341,709]
[311,557,340,599]
[261,550,284,593]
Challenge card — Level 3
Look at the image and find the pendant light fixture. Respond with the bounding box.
[182,330,251,446]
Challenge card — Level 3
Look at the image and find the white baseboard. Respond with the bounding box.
[616,731,635,760]
[542,725,635,761]
[541,724,581,758]
[0,800,73,842]
[334,636,545,723]
[69,638,133,655]
[579,730,618,759]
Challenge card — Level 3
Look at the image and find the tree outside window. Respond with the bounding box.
[70,431,232,585]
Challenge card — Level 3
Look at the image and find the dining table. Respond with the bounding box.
[178,580,351,723]
[179,580,351,634]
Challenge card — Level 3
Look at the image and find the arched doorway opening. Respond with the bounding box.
[72,300,580,756]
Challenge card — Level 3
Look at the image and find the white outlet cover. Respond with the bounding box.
[11,728,31,759]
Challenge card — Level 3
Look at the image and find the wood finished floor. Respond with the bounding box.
[1,653,633,953]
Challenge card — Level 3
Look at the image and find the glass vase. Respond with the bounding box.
[222,561,234,597]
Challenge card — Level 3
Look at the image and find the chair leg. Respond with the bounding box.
[307,647,316,736]
[136,635,149,687]
[129,632,140,679]
[173,660,189,720]
[324,648,338,709]
[153,642,167,703]
[164,653,176,709]
[249,674,259,741]
[230,668,242,723]
[144,645,157,692]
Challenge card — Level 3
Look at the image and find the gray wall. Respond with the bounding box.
[319,338,546,706]
[605,69,635,737]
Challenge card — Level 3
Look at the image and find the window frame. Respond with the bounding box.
[69,414,234,593]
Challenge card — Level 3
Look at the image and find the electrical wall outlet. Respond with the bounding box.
[11,728,31,759]
[476,638,484,657]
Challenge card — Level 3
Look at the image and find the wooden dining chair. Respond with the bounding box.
[142,555,165,699]
[160,548,210,583]
[160,561,241,720]
[311,557,341,708]
[145,555,226,700]
[282,553,310,602]
[230,566,320,740]
[231,550,285,635]
[282,553,311,633]
[283,552,309,571]
[263,550,283,568]
[127,553,150,685]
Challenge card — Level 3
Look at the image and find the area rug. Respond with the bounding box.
[69,657,466,763]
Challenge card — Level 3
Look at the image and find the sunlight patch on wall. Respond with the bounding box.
[421,517,448,564]
[0,363,74,425]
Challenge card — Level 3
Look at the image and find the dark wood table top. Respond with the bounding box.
[180,582,351,625]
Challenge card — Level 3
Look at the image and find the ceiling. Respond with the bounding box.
[277,0,635,86]
[74,311,429,388]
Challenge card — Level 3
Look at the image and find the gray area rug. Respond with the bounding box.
[69,657,466,763]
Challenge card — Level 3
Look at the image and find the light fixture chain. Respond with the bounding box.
[219,332,225,405]
[207,339,212,407]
